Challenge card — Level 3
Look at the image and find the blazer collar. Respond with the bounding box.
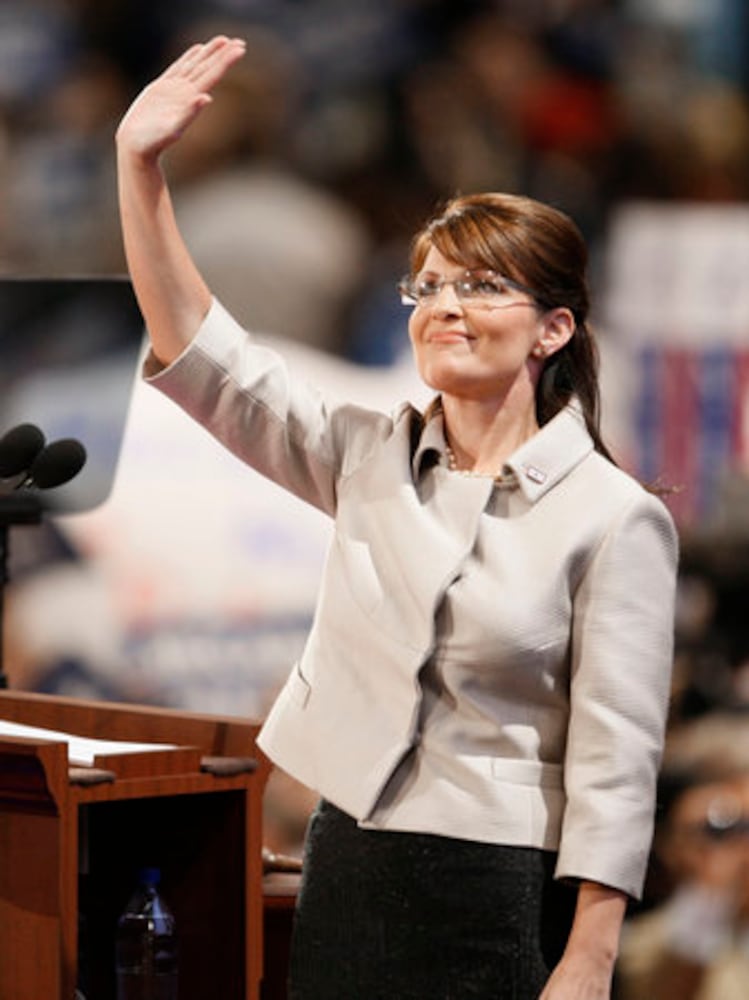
[504,400,594,502]
[413,397,594,503]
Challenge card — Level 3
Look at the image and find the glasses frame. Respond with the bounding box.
[674,791,749,842]
[397,268,546,310]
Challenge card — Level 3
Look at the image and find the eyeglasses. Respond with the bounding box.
[398,269,542,310]
[681,816,749,842]
[678,793,749,841]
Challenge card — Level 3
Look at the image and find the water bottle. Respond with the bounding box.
[115,868,178,1000]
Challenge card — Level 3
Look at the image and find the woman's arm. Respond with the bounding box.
[539,881,627,999]
[557,491,678,898]
[539,490,677,997]
[115,35,246,366]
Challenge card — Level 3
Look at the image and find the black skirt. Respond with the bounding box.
[289,800,576,1000]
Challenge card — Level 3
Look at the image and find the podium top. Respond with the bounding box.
[0,689,264,760]
[0,718,179,765]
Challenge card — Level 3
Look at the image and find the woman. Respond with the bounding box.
[116,36,678,999]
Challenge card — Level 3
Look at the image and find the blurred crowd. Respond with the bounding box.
[2,2,749,995]
[616,707,749,1000]
[1,0,749,361]
[609,537,749,998]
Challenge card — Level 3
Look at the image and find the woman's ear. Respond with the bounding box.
[532,307,575,359]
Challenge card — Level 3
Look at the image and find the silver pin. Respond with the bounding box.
[523,465,547,484]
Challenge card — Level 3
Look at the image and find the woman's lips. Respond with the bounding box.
[427,329,472,344]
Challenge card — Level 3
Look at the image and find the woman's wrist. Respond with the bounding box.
[115,136,163,175]
[565,881,628,966]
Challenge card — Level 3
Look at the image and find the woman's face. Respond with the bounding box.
[665,776,749,916]
[407,246,560,406]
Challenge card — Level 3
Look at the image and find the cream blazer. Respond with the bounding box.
[147,299,678,899]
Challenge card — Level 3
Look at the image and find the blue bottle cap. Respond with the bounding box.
[138,867,161,886]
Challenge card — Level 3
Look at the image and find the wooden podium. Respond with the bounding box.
[0,689,272,1000]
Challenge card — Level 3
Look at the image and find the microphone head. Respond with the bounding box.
[28,438,87,489]
[0,423,46,477]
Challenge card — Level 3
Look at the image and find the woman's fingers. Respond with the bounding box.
[163,36,246,88]
[162,43,207,79]
[189,38,247,92]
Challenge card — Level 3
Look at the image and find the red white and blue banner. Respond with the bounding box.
[604,203,749,529]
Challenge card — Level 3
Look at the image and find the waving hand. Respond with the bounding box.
[117,36,247,163]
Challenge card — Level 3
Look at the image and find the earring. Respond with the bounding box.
[532,343,547,358]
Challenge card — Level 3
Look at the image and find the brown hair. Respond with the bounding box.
[409,192,615,463]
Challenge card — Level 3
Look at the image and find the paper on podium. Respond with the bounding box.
[0,719,178,766]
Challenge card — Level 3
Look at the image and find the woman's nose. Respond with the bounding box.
[430,281,464,315]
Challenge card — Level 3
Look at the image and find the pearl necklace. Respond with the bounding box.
[444,444,518,489]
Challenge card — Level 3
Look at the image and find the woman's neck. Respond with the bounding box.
[440,391,539,474]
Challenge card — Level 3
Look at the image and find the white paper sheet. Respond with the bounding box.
[0,719,178,766]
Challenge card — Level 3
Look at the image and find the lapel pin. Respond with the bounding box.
[523,465,547,484]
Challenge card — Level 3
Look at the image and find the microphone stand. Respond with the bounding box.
[0,492,42,689]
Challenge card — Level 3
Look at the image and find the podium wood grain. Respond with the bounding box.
[0,690,271,1000]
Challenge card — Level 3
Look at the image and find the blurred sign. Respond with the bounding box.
[605,203,749,527]
[0,278,144,511]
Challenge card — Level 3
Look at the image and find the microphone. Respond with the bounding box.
[0,429,86,693]
[0,423,46,478]
[25,439,87,489]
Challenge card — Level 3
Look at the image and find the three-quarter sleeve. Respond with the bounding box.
[143,297,392,517]
[556,490,679,899]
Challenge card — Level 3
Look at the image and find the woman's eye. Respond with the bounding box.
[466,277,503,296]
[416,280,440,298]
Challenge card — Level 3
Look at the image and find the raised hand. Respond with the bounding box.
[116,35,246,163]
